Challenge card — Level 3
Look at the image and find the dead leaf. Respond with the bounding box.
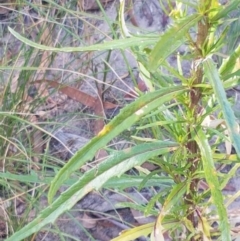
[81,212,97,229]
[130,209,155,225]
[35,79,118,109]
[93,89,105,135]
[31,129,43,170]
[126,0,139,27]
[198,180,236,192]
[48,80,97,107]
[95,149,108,162]
[138,80,148,92]
[124,80,147,99]
[141,162,158,171]
[92,89,109,162]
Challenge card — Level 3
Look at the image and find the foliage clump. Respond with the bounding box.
[1,0,240,240]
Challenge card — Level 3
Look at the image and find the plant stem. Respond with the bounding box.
[185,9,210,241]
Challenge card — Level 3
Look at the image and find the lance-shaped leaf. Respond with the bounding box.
[154,182,187,239]
[48,86,186,203]
[219,44,240,76]
[194,128,231,241]
[203,58,240,156]
[148,14,202,71]
[210,0,240,22]
[8,27,158,52]
[5,141,179,241]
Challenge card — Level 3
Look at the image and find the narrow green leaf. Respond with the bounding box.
[8,27,157,52]
[0,171,53,184]
[138,169,162,191]
[5,141,178,241]
[104,175,173,189]
[148,14,202,71]
[222,70,240,86]
[203,58,240,156]
[145,191,164,216]
[160,182,186,214]
[219,44,240,76]
[194,128,231,241]
[207,26,229,54]
[117,202,157,216]
[211,0,240,22]
[48,86,186,203]
[155,182,187,237]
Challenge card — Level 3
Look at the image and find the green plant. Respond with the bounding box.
[2,0,240,240]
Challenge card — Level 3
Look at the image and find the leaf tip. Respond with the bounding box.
[8,26,13,33]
